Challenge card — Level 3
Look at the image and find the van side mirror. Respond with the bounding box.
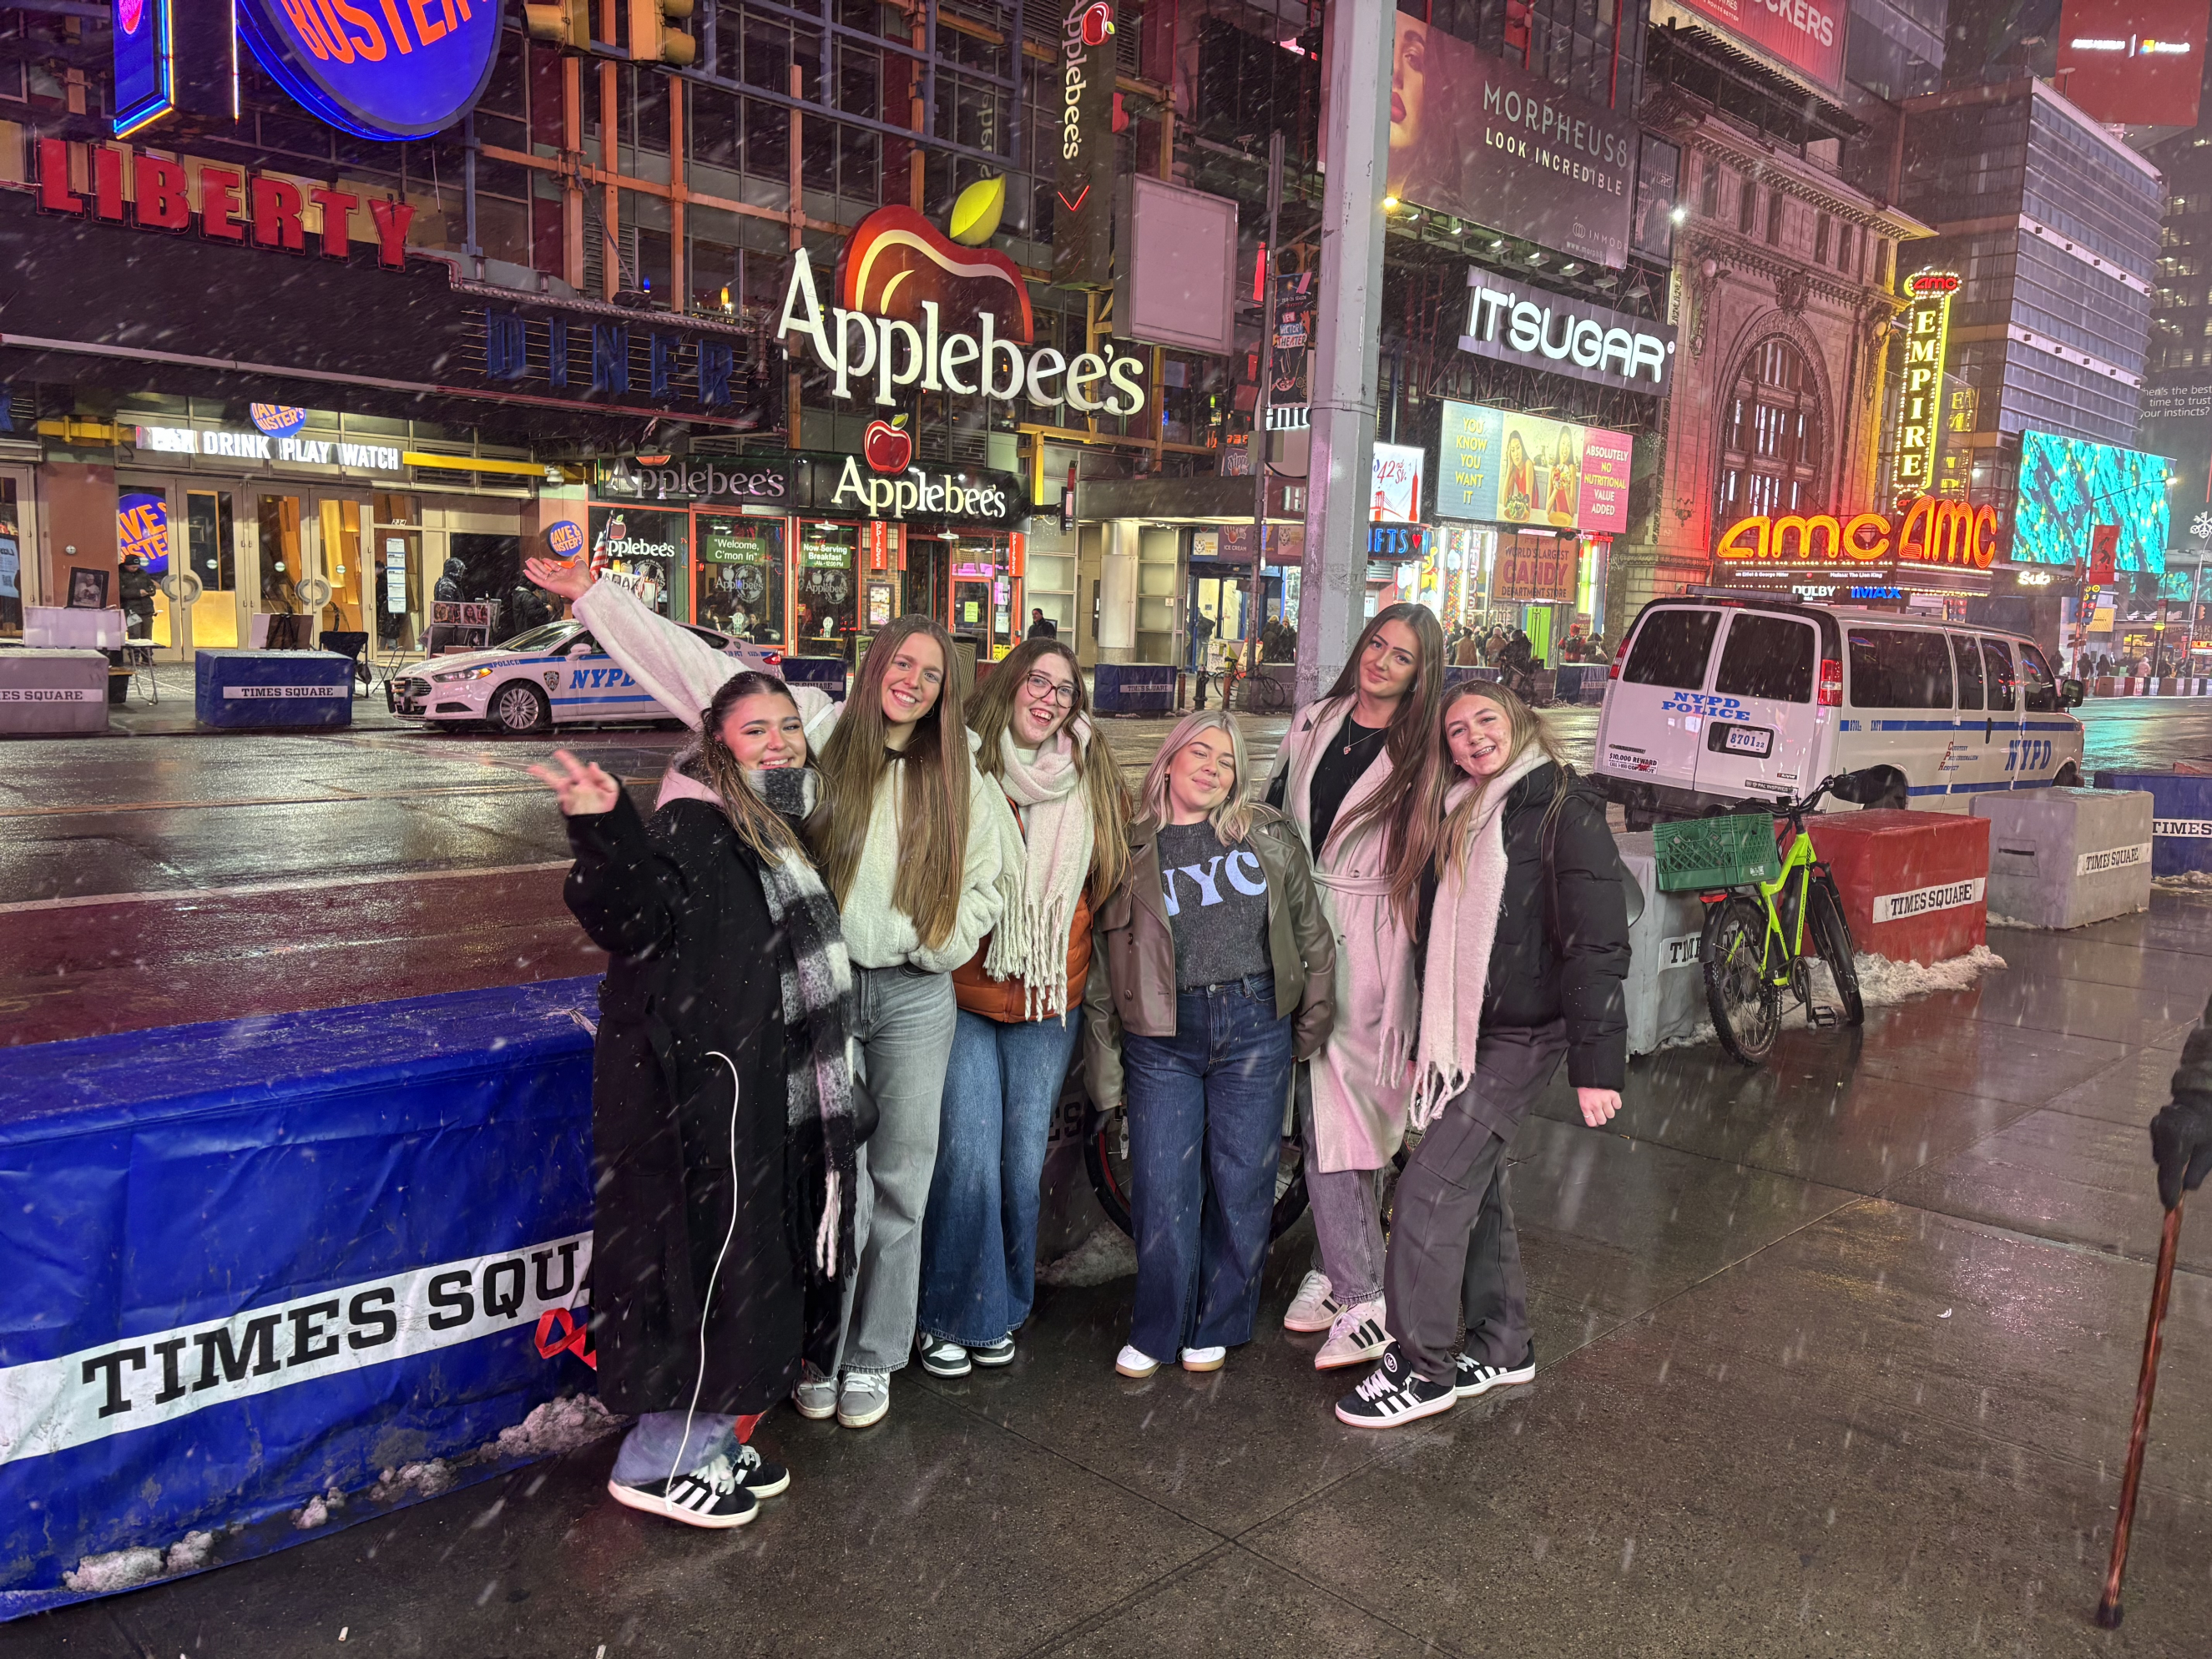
[2062,677,2086,708]
[1826,769,1885,805]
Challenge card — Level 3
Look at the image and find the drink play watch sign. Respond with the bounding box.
[235,0,504,141]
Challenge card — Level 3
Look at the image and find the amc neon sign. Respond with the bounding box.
[1715,497,1999,569]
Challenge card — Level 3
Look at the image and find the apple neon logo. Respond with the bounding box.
[864,414,913,475]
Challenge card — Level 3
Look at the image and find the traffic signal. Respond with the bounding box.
[629,0,696,65]
[523,0,591,48]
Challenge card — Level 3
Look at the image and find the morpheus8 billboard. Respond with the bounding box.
[1386,15,1636,270]
[2015,430,2171,574]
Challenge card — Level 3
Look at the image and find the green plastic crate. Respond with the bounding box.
[1653,812,1780,892]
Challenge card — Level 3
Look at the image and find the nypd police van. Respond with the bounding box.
[390,618,781,734]
[1592,593,2086,826]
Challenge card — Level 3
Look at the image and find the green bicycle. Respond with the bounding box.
[1656,772,1878,1066]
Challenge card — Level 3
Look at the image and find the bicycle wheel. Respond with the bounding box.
[1252,673,1290,714]
[1085,1109,1311,1240]
[1806,875,1864,1028]
[1700,895,1782,1066]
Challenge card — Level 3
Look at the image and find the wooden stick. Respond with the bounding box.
[2098,1200,2184,1629]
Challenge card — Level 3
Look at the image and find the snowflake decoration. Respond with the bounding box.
[2193,511,2212,543]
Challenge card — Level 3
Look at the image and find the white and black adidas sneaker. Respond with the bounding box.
[730,1441,790,1498]
[608,1453,760,1529]
[1454,1342,1537,1399]
[1334,1344,1455,1429]
[1313,1298,1389,1371]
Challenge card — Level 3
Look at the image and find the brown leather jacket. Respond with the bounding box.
[1081,805,1336,1109]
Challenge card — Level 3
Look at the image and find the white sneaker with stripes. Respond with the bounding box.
[608,1453,760,1529]
[1313,1298,1389,1371]
[1282,1270,1341,1334]
[1334,1344,1455,1430]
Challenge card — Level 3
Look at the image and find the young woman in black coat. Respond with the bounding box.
[533,670,860,1528]
[1335,678,1629,1427]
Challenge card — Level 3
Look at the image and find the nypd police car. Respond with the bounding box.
[389,618,782,734]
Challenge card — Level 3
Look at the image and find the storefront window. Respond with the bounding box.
[185,491,238,650]
[589,504,684,616]
[371,495,419,650]
[1,477,24,639]
[795,522,858,658]
[695,516,785,644]
[949,530,1022,660]
[118,488,169,646]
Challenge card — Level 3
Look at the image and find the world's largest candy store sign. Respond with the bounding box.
[236,0,502,141]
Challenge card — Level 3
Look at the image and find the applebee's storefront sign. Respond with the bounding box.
[780,204,1147,416]
[830,456,1014,522]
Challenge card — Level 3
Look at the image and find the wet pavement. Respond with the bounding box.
[8,701,2212,1654]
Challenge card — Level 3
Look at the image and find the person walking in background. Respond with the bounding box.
[1084,712,1335,1379]
[525,557,1005,1434]
[1336,680,1628,1426]
[1028,608,1058,641]
[1265,604,1447,1370]
[917,639,1130,1378]
[533,670,857,1526]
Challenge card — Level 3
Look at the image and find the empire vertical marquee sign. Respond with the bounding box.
[1893,270,1958,500]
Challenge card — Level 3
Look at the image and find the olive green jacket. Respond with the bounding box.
[1081,806,1336,1109]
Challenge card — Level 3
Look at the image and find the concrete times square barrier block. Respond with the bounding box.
[1972,788,2154,929]
[193,648,353,729]
[0,648,110,734]
[2093,771,2212,877]
[1616,831,1714,1055]
[1806,809,1990,965]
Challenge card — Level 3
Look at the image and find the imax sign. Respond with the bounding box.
[1457,270,1676,394]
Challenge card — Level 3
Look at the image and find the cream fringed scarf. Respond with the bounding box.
[1404,745,1551,1132]
[982,715,1097,1021]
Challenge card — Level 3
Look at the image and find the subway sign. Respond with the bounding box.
[1715,497,1999,569]
[779,204,1147,416]
[235,0,503,141]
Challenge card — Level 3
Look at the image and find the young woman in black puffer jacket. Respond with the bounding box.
[1335,678,1629,1427]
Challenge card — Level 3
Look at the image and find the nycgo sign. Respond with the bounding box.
[1457,270,1677,394]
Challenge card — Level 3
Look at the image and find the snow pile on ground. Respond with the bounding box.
[1039,1223,1138,1286]
[483,1394,623,1460]
[1662,945,2006,1051]
[369,1459,460,1505]
[61,1547,166,1595]
[292,1485,348,1530]
[2155,870,2212,890]
[164,1530,217,1573]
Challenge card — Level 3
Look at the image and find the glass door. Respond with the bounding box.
[182,488,240,652]
[317,499,370,639]
[254,493,313,646]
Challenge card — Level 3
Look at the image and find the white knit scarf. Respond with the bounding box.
[982,714,1097,1021]
[1406,745,1551,1132]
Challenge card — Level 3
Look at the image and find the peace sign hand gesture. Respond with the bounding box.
[529,749,621,817]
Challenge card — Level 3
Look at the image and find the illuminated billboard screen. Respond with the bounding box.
[2055,0,2206,129]
[1436,401,1633,533]
[1674,0,1846,91]
[2015,430,2171,574]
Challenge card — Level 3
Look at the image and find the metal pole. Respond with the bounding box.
[1295,0,1392,707]
[1245,132,1283,704]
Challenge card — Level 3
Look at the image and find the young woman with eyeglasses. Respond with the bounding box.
[1262,603,1447,1371]
[912,639,1132,1378]
[524,558,1006,1434]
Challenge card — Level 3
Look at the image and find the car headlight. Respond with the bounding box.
[432,664,497,683]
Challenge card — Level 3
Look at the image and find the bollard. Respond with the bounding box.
[2093,771,2212,876]
[1806,810,1989,965]
[1973,788,2152,928]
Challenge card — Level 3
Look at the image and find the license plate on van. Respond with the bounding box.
[1711,723,1774,758]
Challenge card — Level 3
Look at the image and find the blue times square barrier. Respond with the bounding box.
[0,979,601,1620]
[2093,771,2212,877]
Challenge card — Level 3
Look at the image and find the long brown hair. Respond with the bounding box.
[1316,603,1447,911]
[1386,678,1568,922]
[806,614,970,949]
[687,670,810,863]
[968,638,1131,901]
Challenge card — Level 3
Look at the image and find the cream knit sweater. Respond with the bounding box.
[572,580,1005,971]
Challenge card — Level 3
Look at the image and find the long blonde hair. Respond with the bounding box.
[1386,678,1567,923]
[806,615,970,949]
[968,637,1131,901]
[1138,709,1259,846]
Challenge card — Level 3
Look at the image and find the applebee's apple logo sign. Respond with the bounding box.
[780,204,1147,416]
[865,415,914,474]
[834,456,1013,522]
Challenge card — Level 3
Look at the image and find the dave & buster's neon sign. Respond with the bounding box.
[1715,496,1999,569]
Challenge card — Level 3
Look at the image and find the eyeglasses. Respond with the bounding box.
[1022,671,1078,707]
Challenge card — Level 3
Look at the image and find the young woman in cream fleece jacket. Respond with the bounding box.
[524,560,1008,1432]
